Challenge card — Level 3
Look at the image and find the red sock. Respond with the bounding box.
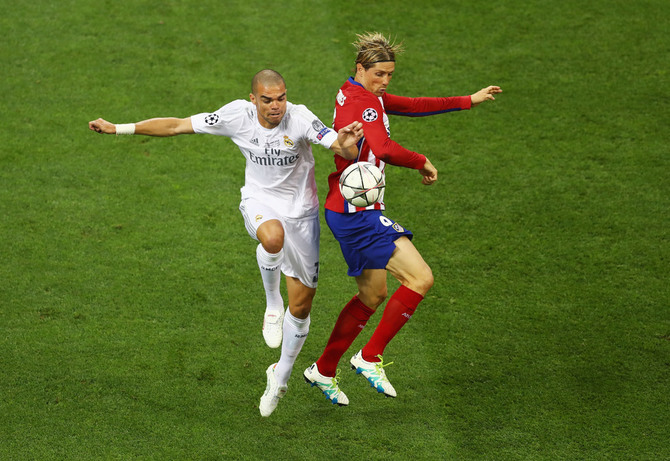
[316,296,375,377]
[361,285,423,362]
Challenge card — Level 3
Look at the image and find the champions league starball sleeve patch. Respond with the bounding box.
[204,113,220,126]
[362,108,378,122]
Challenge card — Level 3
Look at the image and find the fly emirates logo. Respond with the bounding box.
[247,148,300,167]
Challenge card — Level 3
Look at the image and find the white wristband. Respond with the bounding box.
[115,123,135,135]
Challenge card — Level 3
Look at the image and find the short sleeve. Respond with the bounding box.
[290,104,338,148]
[191,99,250,136]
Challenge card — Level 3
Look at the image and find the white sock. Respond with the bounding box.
[275,309,310,386]
[256,244,283,312]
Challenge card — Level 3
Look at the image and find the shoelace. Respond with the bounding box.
[331,369,343,388]
[374,354,394,375]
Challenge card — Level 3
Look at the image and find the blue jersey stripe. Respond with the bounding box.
[386,107,464,117]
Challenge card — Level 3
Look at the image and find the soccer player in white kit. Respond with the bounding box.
[89,69,364,417]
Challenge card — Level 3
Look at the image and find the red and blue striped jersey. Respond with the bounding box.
[325,77,472,214]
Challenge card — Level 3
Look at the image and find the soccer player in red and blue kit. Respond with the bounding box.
[304,32,502,405]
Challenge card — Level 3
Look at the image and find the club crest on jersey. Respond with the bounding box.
[204,113,220,126]
[362,108,378,122]
[337,89,346,106]
[255,214,263,222]
[283,136,294,148]
[392,222,405,233]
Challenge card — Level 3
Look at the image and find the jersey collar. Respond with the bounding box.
[348,76,365,88]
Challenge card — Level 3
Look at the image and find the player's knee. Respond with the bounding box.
[359,288,387,310]
[412,265,434,296]
[372,291,388,308]
[257,220,285,254]
[289,303,312,319]
[260,234,284,254]
[288,294,314,318]
[423,269,434,293]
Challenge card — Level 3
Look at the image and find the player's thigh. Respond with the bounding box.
[354,268,388,310]
[239,198,285,250]
[285,276,316,319]
[385,236,433,295]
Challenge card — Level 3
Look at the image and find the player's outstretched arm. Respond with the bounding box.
[330,121,364,159]
[88,117,194,137]
[419,158,438,185]
[470,86,502,107]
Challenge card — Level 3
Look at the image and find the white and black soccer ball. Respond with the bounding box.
[339,162,385,207]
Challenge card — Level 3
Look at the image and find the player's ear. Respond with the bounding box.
[356,63,365,76]
[249,93,256,104]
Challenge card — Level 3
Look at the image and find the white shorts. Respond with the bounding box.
[239,198,320,288]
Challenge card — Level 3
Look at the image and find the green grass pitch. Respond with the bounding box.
[1,0,668,459]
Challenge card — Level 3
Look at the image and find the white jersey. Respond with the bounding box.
[191,100,338,219]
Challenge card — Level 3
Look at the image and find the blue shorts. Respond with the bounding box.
[325,209,413,277]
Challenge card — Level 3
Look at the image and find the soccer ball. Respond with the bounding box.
[339,162,385,207]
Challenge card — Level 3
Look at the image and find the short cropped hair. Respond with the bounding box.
[353,32,404,70]
[251,69,286,94]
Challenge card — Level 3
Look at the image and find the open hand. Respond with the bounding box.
[471,86,502,106]
[337,121,364,149]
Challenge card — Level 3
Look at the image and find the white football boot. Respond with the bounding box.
[303,363,349,406]
[259,363,288,417]
[350,350,397,398]
[262,308,284,348]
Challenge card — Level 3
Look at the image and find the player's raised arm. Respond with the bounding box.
[88,117,195,137]
[329,121,364,160]
[470,86,502,107]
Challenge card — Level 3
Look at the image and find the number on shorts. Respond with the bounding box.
[379,216,393,227]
